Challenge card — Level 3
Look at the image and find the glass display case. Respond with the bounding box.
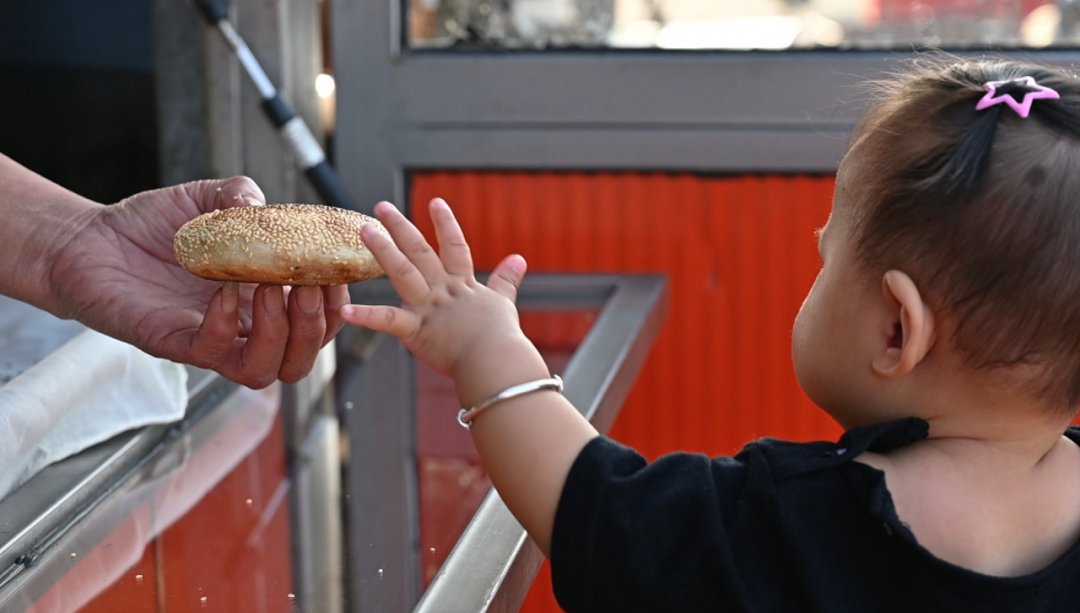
[0,274,666,611]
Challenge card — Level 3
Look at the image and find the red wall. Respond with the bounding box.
[36,411,294,613]
[410,170,843,611]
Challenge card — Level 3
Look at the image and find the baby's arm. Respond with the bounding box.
[340,198,599,556]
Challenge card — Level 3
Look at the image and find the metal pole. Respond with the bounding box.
[192,0,357,209]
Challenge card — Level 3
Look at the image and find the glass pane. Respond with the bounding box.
[20,388,295,611]
[408,0,1080,50]
[414,309,598,588]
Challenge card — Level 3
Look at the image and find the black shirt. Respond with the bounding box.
[550,418,1080,612]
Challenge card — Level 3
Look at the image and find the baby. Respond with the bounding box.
[341,57,1080,611]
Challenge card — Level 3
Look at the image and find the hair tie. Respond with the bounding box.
[975,76,1060,118]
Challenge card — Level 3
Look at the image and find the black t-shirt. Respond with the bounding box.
[550,418,1080,612]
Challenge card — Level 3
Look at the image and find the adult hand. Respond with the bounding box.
[47,177,350,388]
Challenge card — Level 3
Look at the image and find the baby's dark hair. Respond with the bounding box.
[846,56,1080,410]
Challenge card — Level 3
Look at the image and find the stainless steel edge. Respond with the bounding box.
[0,367,236,604]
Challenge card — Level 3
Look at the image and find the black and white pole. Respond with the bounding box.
[193,0,357,210]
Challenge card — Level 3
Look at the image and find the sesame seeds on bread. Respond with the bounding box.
[173,204,387,285]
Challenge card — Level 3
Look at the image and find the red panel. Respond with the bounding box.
[30,508,160,613]
[77,539,158,612]
[411,171,840,456]
[156,416,294,613]
[409,171,842,611]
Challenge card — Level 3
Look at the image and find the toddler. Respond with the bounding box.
[340,57,1080,611]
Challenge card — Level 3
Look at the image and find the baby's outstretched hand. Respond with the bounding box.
[345,199,594,557]
[340,198,529,379]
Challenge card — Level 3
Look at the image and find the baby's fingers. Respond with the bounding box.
[361,221,430,305]
[373,201,445,281]
[487,254,527,302]
[340,304,420,340]
[430,198,473,276]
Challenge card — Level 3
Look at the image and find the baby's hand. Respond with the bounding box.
[345,200,592,558]
[340,199,528,380]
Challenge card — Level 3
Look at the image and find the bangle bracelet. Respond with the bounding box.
[457,375,564,429]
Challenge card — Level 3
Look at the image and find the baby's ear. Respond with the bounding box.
[872,270,936,378]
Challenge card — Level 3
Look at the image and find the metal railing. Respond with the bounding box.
[342,274,668,612]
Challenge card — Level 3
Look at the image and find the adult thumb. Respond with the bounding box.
[185,176,266,213]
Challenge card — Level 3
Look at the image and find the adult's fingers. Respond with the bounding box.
[218,284,289,388]
[487,254,527,303]
[429,198,474,277]
[322,285,351,344]
[373,201,446,282]
[185,282,241,368]
[278,286,328,383]
[185,176,266,214]
[339,304,421,341]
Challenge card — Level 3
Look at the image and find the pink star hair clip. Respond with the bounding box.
[975,76,1060,118]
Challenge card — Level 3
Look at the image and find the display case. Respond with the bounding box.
[0,274,666,611]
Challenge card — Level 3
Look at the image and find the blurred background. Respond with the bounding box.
[1,1,1078,612]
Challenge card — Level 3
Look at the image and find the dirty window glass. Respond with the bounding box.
[407,0,1080,50]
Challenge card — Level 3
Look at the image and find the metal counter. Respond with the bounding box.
[0,296,340,612]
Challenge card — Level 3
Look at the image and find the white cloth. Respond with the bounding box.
[0,329,188,501]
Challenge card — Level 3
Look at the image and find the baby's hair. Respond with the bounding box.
[846,55,1080,411]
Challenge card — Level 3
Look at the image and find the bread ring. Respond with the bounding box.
[173,203,387,285]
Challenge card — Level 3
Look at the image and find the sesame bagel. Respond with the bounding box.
[173,204,387,285]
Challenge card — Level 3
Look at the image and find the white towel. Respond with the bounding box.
[0,329,188,501]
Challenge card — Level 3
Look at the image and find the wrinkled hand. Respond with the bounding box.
[340,198,528,380]
[47,177,350,388]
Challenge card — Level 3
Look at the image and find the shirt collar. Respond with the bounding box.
[837,417,930,456]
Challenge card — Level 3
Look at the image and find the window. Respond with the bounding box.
[408,0,1080,51]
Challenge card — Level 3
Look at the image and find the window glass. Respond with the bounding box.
[408,0,1080,50]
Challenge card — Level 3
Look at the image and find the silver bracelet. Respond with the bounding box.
[457,375,564,429]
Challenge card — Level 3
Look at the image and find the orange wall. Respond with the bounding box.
[410,170,843,611]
